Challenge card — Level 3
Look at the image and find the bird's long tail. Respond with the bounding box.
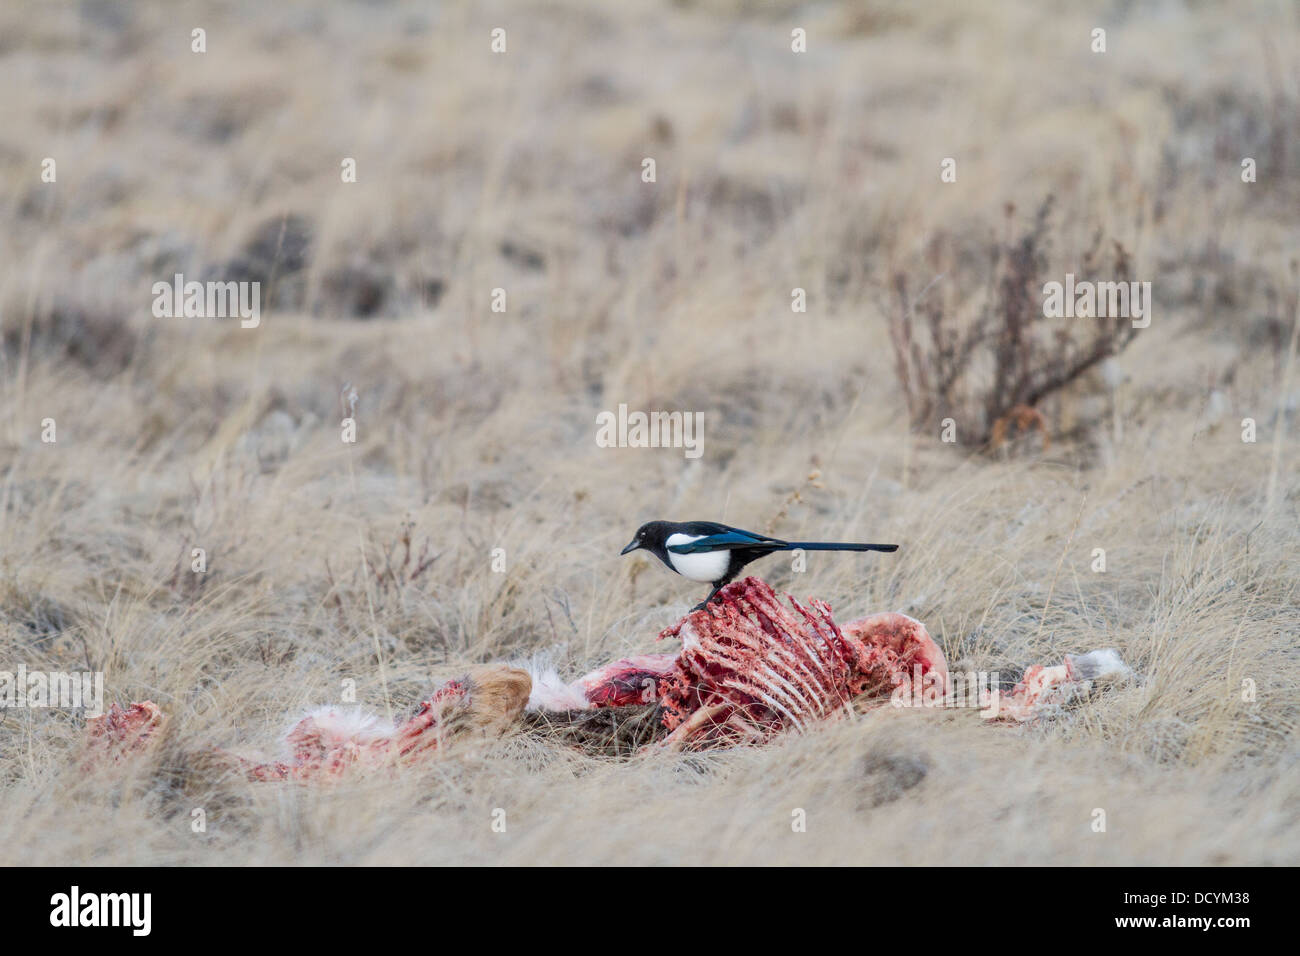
[782,542,898,552]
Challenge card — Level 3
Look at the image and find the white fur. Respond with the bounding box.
[523,667,589,711]
[511,648,592,711]
[1066,648,1130,682]
[295,707,395,744]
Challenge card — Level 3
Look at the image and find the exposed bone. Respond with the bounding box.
[987,647,1130,721]
[82,578,1127,773]
[84,701,166,764]
[229,666,532,781]
[649,579,949,747]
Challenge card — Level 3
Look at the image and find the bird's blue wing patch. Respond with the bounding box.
[668,530,773,553]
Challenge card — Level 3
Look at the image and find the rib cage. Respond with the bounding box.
[650,577,945,747]
[83,578,1124,774]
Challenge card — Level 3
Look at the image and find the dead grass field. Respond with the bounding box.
[1,0,1297,865]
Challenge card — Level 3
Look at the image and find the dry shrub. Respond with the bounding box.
[888,196,1139,447]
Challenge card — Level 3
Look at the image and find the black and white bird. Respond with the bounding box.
[620,520,898,609]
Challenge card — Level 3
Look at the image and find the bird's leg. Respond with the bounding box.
[692,574,737,612]
[691,585,720,613]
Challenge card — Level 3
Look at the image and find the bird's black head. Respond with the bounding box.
[620,520,673,557]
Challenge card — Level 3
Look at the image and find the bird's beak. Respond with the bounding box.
[620,539,640,555]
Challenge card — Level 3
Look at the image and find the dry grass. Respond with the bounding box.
[0,0,1297,865]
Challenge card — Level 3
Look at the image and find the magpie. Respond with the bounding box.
[620,520,899,609]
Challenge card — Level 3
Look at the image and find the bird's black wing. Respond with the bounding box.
[668,523,787,554]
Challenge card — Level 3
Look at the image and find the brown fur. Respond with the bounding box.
[464,666,533,735]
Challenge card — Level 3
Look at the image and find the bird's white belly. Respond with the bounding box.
[665,534,731,583]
